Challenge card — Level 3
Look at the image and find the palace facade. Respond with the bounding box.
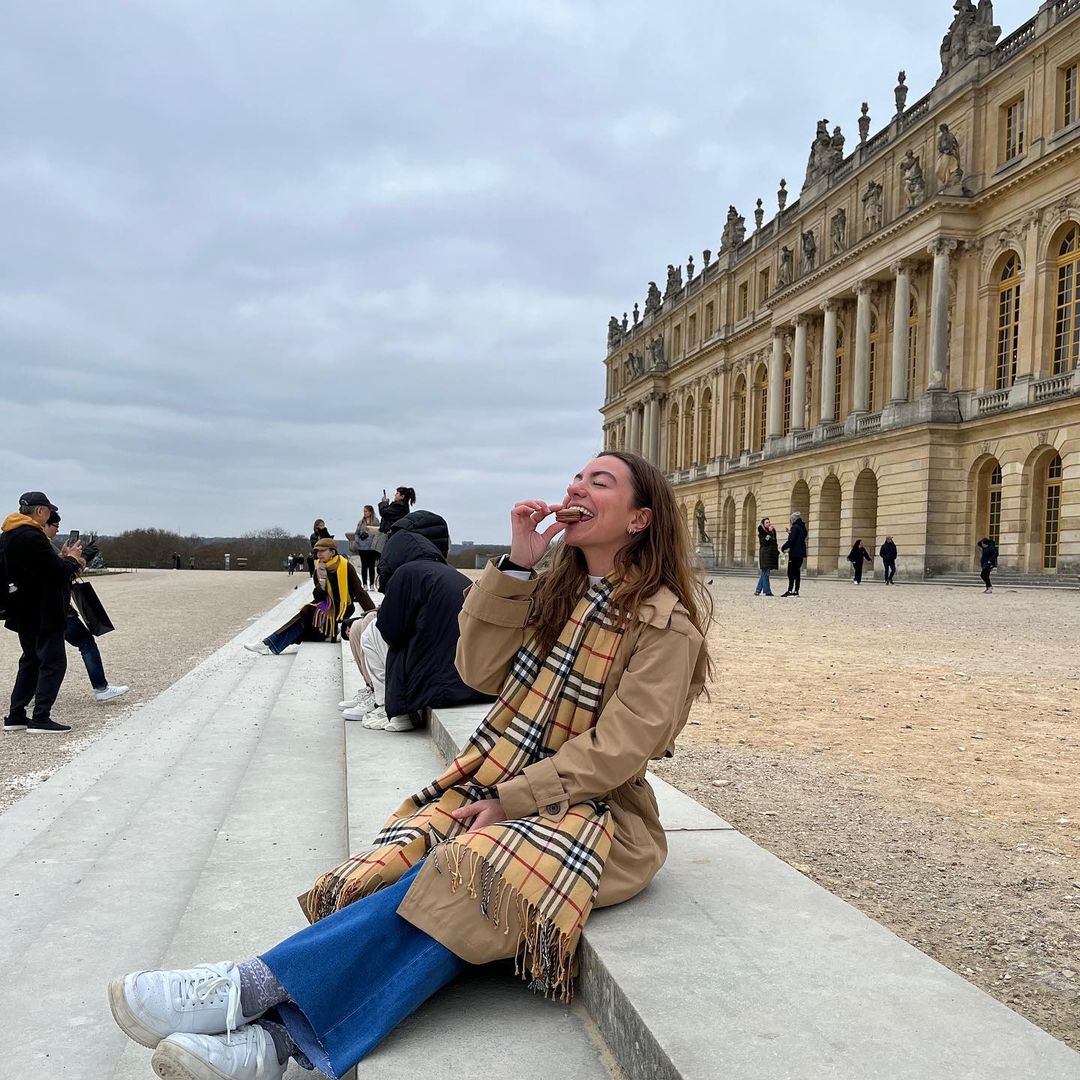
[600,0,1080,578]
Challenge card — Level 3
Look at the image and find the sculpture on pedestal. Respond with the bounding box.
[803,119,833,188]
[632,302,640,326]
[664,263,683,299]
[894,70,908,115]
[862,180,884,233]
[858,102,871,144]
[939,0,1000,80]
[778,245,794,287]
[644,281,662,316]
[607,316,622,349]
[831,208,847,254]
[801,229,817,273]
[936,123,964,188]
[721,205,746,250]
[695,502,711,545]
[627,350,644,378]
[647,334,666,370]
[777,178,788,212]
[899,150,926,209]
[621,312,629,334]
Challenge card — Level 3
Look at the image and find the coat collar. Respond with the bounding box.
[636,585,679,629]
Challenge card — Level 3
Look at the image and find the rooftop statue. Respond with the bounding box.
[664,263,683,299]
[939,0,1000,80]
[644,281,662,316]
[802,118,833,189]
[721,205,746,249]
[607,316,622,349]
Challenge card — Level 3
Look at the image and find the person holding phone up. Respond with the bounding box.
[1,491,85,734]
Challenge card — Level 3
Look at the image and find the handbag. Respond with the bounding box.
[71,581,115,636]
[370,529,388,554]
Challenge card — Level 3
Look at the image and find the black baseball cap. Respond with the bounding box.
[19,491,59,512]
[47,511,61,526]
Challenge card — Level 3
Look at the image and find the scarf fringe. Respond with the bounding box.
[439,844,580,1003]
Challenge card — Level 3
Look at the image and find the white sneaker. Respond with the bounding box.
[384,713,415,732]
[343,697,380,722]
[151,1025,284,1080]
[243,642,271,655]
[361,705,390,729]
[108,961,249,1049]
[95,684,130,703]
[338,686,375,712]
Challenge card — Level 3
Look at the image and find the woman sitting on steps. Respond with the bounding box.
[107,450,711,1080]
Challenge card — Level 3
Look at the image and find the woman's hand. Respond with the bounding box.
[449,797,506,833]
[509,501,566,568]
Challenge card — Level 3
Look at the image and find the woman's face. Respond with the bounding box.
[763,518,772,531]
[393,490,405,503]
[560,455,649,551]
[317,546,334,563]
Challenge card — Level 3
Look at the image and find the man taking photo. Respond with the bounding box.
[2,491,84,734]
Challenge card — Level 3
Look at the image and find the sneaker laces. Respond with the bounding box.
[176,966,243,1040]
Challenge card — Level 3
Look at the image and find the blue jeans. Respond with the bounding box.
[261,861,466,1078]
[263,618,305,655]
[64,616,107,690]
[754,569,773,595]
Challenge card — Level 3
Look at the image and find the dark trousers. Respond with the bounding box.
[8,628,68,723]
[264,607,337,654]
[852,558,865,584]
[980,566,993,588]
[64,616,107,690]
[787,557,803,594]
[883,560,896,583]
[358,550,379,589]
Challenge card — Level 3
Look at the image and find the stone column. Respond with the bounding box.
[927,238,958,391]
[852,282,872,414]
[791,315,809,432]
[628,407,639,453]
[890,261,911,403]
[819,299,838,423]
[645,399,658,463]
[767,331,784,438]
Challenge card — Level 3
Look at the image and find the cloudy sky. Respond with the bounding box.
[0,0,1033,542]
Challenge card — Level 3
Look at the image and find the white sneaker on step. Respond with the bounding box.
[95,684,130,703]
[361,705,390,729]
[151,1024,284,1080]
[384,713,415,732]
[108,961,249,1048]
[338,687,375,712]
[243,642,271,655]
[343,696,380,722]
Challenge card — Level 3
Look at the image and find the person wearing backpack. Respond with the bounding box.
[2,491,84,734]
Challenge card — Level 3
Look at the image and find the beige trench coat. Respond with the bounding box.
[396,561,708,963]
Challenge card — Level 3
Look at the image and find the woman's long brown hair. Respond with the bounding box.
[526,451,713,664]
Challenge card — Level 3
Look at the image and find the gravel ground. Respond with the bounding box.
[654,572,1079,1051]
[0,569,292,812]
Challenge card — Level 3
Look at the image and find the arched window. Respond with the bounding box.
[1054,226,1080,375]
[699,387,714,462]
[835,324,845,420]
[667,404,679,470]
[988,463,1002,544]
[782,354,793,434]
[908,295,920,397]
[868,312,879,412]
[683,396,696,466]
[996,254,1021,389]
[734,377,747,454]
[1043,454,1062,569]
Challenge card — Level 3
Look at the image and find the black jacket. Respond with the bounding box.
[781,519,808,560]
[847,542,871,564]
[1,521,80,635]
[757,526,780,571]
[879,540,897,563]
[375,529,492,719]
[979,541,999,570]
[378,498,411,534]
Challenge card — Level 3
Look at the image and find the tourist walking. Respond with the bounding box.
[977,536,998,592]
[43,513,128,703]
[879,536,897,585]
[780,511,808,596]
[109,450,710,1080]
[755,517,778,596]
[2,492,83,734]
[351,505,379,590]
[847,539,872,584]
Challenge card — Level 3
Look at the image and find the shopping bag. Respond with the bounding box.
[71,581,115,636]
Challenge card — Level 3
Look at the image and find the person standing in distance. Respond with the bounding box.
[755,517,778,596]
[977,537,998,593]
[780,511,808,597]
[2,492,83,734]
[879,536,898,585]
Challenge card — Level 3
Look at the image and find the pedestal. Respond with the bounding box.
[695,543,716,568]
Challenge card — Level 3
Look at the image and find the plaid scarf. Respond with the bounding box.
[301,577,624,999]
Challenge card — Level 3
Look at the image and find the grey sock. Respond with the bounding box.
[237,957,288,1018]
[255,1018,314,1071]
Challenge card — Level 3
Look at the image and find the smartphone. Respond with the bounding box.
[68,529,80,544]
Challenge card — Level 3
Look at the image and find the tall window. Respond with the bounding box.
[1054,226,1080,375]
[688,313,697,346]
[995,254,1021,389]
[673,324,683,355]
[738,282,749,320]
[1043,454,1062,570]
[734,378,747,453]
[1003,96,1025,162]
[908,296,920,397]
[683,396,695,466]
[868,313,879,412]
[988,464,1002,545]
[834,324,845,420]
[782,355,793,434]
[700,388,713,462]
[704,302,715,337]
[668,404,679,469]
[1061,60,1078,129]
[758,268,770,305]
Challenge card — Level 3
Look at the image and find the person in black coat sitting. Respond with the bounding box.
[879,536,898,585]
[780,511,808,597]
[847,539,872,584]
[348,511,492,733]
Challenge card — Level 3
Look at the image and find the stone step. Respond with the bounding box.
[428,704,1080,1080]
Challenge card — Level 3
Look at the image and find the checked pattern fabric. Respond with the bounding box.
[301,578,624,998]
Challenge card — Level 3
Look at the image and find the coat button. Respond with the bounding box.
[545,803,561,815]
